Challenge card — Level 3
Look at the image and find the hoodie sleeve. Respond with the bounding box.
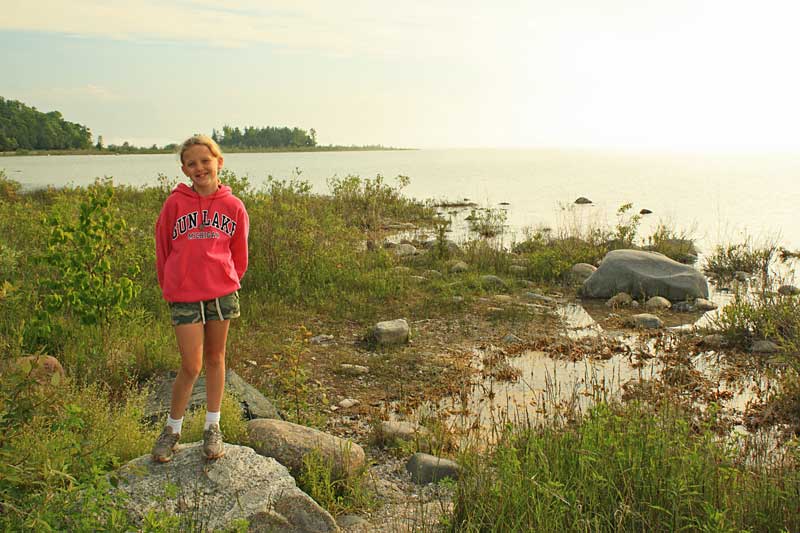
[231,203,249,281]
[155,201,173,289]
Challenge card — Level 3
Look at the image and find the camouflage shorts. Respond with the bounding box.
[168,291,240,326]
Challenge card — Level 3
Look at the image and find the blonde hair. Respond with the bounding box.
[179,134,223,164]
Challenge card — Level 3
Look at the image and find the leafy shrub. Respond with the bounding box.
[703,240,777,282]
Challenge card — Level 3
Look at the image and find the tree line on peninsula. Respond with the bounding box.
[0,96,324,153]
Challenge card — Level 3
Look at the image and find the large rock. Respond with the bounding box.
[406,453,461,484]
[116,443,337,532]
[571,263,597,283]
[581,249,708,301]
[145,369,281,422]
[6,355,65,385]
[370,319,410,346]
[248,419,366,481]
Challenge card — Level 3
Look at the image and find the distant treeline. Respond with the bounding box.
[212,125,317,149]
[0,97,92,151]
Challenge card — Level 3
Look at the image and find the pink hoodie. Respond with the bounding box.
[155,183,249,302]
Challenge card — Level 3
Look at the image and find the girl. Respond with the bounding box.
[152,135,249,462]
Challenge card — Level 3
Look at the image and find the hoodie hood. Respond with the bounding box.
[173,183,233,199]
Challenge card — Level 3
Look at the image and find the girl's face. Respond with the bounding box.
[181,144,224,194]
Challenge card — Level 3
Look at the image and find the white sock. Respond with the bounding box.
[166,416,183,435]
[204,411,221,430]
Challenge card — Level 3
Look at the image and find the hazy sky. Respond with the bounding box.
[3,0,800,150]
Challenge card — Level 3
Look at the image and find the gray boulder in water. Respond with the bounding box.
[581,249,708,301]
[116,444,337,532]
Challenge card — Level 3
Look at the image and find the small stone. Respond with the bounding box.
[672,301,695,313]
[640,208,653,215]
[406,453,461,484]
[493,294,513,304]
[393,243,418,256]
[694,298,717,311]
[392,266,412,274]
[574,196,592,204]
[451,296,464,304]
[523,292,555,303]
[409,275,428,283]
[751,340,779,353]
[645,296,671,311]
[371,319,410,346]
[339,364,370,376]
[310,334,335,345]
[606,292,633,308]
[625,313,663,329]
[246,359,258,367]
[502,333,523,344]
[337,515,370,529]
[486,307,506,314]
[338,398,360,409]
[374,421,428,447]
[701,334,727,348]
[424,269,443,279]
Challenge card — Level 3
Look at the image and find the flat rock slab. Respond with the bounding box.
[116,443,336,533]
[371,319,410,346]
[582,249,709,301]
[145,369,281,422]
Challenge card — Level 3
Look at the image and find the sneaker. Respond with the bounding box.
[203,424,225,460]
[152,426,180,463]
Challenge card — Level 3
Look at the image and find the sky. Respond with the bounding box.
[3,0,800,151]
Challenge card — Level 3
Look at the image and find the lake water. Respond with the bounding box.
[3,148,799,250]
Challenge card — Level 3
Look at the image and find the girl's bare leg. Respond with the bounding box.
[170,323,205,420]
[203,320,230,413]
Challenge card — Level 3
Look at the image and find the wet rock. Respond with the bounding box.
[502,333,523,344]
[694,298,717,311]
[581,249,709,301]
[117,444,336,533]
[645,296,671,311]
[750,340,779,354]
[339,364,370,376]
[481,275,508,291]
[373,421,429,447]
[571,263,597,283]
[509,265,528,277]
[778,284,800,296]
[145,370,281,422]
[606,292,634,308]
[406,453,461,484]
[448,260,469,274]
[574,196,593,204]
[248,419,366,480]
[370,319,410,346]
[625,313,663,329]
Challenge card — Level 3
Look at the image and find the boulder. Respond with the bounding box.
[581,249,709,301]
[625,313,663,329]
[145,370,281,422]
[8,355,65,384]
[116,444,337,533]
[393,243,418,257]
[406,453,461,484]
[370,319,410,346]
[574,197,592,204]
[373,421,428,448]
[778,284,800,296]
[750,340,779,354]
[248,419,366,480]
[571,263,597,283]
[448,260,469,274]
[423,239,462,256]
[694,298,717,311]
[645,296,671,311]
[481,275,508,291]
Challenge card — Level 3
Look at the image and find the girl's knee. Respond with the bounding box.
[204,351,226,368]
[179,361,203,381]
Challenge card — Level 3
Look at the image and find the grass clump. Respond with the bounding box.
[448,401,800,532]
[703,239,778,282]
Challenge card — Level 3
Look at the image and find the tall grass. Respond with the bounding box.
[449,401,800,532]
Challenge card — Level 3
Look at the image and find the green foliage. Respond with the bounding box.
[613,202,642,246]
[328,173,422,230]
[643,223,698,264]
[214,124,316,149]
[513,228,605,283]
[42,179,141,328]
[449,401,800,532]
[267,326,319,425]
[707,290,800,352]
[299,448,372,516]
[179,392,248,445]
[0,97,92,151]
[703,239,777,282]
[466,207,507,238]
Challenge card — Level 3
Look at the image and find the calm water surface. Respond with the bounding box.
[3,148,799,250]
